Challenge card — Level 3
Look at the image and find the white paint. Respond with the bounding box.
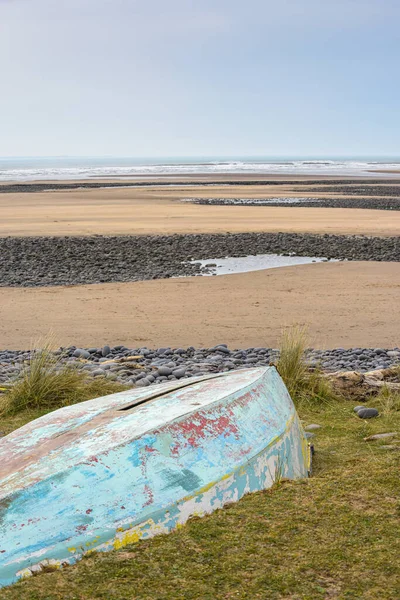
[189,254,335,276]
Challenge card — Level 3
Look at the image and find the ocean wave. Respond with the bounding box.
[0,159,399,182]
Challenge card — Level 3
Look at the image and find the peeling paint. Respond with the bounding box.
[0,367,310,588]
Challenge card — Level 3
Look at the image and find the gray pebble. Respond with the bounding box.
[92,369,105,377]
[357,408,379,419]
[158,366,173,376]
[173,368,186,379]
[364,432,398,441]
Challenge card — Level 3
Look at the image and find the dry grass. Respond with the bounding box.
[375,384,400,415]
[276,326,336,406]
[0,345,128,418]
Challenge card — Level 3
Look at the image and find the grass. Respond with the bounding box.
[0,345,128,425]
[1,332,399,598]
[1,399,399,600]
[375,385,400,416]
[276,326,336,406]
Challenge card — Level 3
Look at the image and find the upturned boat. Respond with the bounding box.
[0,366,310,588]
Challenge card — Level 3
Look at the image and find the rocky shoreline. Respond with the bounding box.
[1,179,399,194]
[0,346,399,387]
[186,196,400,210]
[1,233,400,287]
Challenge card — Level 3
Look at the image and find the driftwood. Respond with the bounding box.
[325,367,400,398]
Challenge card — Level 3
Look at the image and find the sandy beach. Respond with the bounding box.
[1,181,400,237]
[1,176,399,350]
[1,261,399,350]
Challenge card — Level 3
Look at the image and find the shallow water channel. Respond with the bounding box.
[189,254,336,276]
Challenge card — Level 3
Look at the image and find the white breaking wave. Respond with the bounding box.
[0,158,399,182]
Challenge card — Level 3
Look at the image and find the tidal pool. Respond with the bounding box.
[189,254,336,276]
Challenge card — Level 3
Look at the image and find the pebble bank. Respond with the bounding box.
[1,346,399,387]
[1,233,399,287]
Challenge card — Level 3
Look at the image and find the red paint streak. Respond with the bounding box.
[27,518,41,526]
[238,447,252,457]
[155,385,267,452]
[167,412,240,447]
[143,484,154,507]
[170,443,180,456]
[0,550,5,553]
[88,456,99,463]
[76,524,88,533]
[86,509,93,514]
[144,445,156,453]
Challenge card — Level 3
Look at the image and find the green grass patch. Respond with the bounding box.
[2,399,399,599]
[1,333,399,598]
[0,346,128,419]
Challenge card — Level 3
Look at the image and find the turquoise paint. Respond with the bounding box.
[0,367,310,588]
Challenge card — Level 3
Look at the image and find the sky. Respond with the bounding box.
[0,0,399,158]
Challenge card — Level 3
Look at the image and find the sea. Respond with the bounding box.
[0,156,399,182]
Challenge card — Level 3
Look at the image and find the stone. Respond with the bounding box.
[92,369,105,377]
[305,424,322,431]
[354,406,366,413]
[102,345,111,357]
[173,368,186,379]
[135,379,150,387]
[157,366,173,376]
[214,345,230,354]
[73,348,90,359]
[224,361,235,370]
[357,408,379,419]
[364,432,398,442]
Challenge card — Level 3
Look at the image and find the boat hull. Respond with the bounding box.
[0,367,310,587]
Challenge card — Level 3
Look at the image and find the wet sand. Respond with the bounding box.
[1,184,400,236]
[1,261,399,350]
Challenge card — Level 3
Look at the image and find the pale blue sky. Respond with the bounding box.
[0,0,399,157]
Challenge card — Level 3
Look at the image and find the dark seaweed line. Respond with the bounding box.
[1,179,400,194]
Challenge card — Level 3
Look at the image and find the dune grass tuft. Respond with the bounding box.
[276,325,335,405]
[0,345,128,417]
[375,384,400,415]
